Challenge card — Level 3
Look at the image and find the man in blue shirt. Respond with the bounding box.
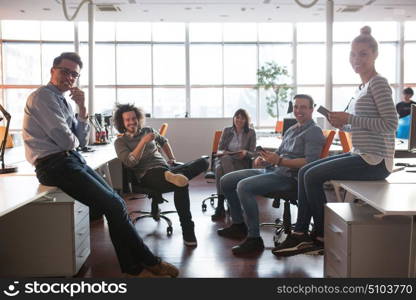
[218,94,325,255]
[23,52,179,278]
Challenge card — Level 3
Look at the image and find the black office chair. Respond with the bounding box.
[260,190,298,246]
[122,165,177,236]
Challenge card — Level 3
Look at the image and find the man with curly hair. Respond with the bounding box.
[113,104,209,247]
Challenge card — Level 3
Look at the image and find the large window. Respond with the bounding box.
[0,20,409,130]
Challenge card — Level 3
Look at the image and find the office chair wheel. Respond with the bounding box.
[167,226,173,236]
[202,203,207,212]
[210,198,215,205]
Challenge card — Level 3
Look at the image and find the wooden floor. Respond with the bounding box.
[76,174,323,278]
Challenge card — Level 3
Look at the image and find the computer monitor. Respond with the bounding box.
[408,104,416,152]
[282,118,297,136]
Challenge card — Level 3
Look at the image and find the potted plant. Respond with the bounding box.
[255,61,291,121]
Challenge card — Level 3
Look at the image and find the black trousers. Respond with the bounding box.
[140,157,209,228]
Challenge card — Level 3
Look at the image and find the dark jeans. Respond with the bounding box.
[295,152,390,237]
[35,150,159,275]
[140,157,209,228]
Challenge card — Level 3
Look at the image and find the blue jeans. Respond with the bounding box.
[221,168,298,237]
[35,150,159,275]
[295,152,390,237]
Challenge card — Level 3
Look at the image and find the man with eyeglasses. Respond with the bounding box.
[22,52,179,278]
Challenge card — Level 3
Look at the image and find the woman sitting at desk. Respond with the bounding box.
[211,108,256,221]
[273,26,398,257]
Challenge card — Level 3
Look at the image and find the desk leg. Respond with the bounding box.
[409,215,416,278]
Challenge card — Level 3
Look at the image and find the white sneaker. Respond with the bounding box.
[164,171,189,187]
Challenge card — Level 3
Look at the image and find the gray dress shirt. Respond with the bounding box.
[23,83,90,165]
[269,119,325,179]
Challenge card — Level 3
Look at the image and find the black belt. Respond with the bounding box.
[35,151,71,166]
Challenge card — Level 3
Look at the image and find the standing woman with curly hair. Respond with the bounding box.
[273,26,398,257]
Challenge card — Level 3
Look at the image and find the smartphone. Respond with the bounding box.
[255,146,265,153]
[317,105,331,118]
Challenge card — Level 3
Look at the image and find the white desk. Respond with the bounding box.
[0,176,54,217]
[0,144,119,277]
[335,181,416,278]
[256,136,343,153]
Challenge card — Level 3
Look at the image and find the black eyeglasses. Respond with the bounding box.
[55,67,81,79]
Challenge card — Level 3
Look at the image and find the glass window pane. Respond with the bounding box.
[79,44,89,86]
[190,45,222,85]
[258,23,292,42]
[297,23,325,42]
[224,88,257,125]
[3,42,41,84]
[259,88,292,127]
[79,22,115,41]
[259,44,293,84]
[5,89,34,130]
[333,44,360,84]
[116,44,152,84]
[41,43,75,85]
[189,23,222,42]
[116,22,151,41]
[224,45,257,84]
[1,20,40,40]
[297,44,325,84]
[332,86,357,112]
[377,43,397,84]
[117,88,152,114]
[96,44,115,84]
[404,43,416,84]
[334,22,398,42]
[296,86,325,115]
[152,23,185,42]
[405,21,416,40]
[153,88,186,118]
[366,22,398,41]
[41,21,74,41]
[94,88,116,114]
[223,23,257,42]
[190,88,222,117]
[153,45,185,85]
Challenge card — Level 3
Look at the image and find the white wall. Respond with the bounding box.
[146,118,232,162]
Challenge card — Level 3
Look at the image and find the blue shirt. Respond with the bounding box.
[269,119,325,179]
[23,83,90,165]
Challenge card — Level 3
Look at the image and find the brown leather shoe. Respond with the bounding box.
[125,269,170,278]
[145,261,180,278]
[164,171,188,187]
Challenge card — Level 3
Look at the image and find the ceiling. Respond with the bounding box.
[0,0,415,22]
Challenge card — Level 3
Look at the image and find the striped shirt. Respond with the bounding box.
[346,75,398,172]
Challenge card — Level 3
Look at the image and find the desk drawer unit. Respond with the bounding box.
[324,203,411,278]
[0,190,90,277]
